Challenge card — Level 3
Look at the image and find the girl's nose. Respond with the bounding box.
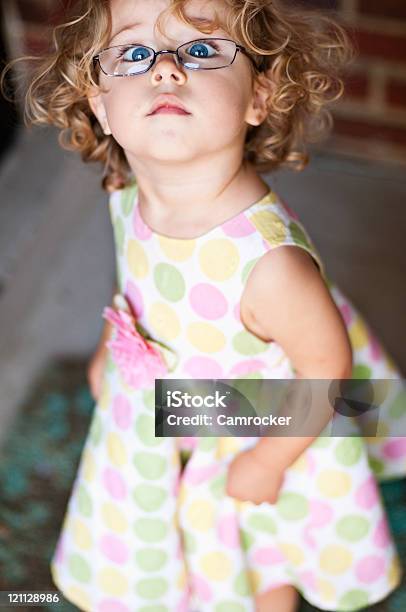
[150,53,187,84]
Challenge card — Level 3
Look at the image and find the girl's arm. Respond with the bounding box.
[242,245,353,471]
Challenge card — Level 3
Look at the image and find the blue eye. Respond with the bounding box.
[187,41,218,58]
[121,46,151,62]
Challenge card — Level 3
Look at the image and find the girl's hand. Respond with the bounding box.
[225,448,285,505]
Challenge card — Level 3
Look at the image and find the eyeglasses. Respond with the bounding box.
[93,37,258,77]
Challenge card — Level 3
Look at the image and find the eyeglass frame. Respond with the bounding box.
[93,37,260,77]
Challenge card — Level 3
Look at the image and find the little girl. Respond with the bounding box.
[8,0,406,610]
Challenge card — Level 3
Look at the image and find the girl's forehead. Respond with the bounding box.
[109,0,228,43]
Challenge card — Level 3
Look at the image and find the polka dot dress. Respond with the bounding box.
[51,181,405,611]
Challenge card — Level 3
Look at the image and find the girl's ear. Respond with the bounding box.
[245,72,273,128]
[87,88,112,135]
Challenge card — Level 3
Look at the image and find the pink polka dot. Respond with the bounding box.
[253,546,285,565]
[302,525,317,549]
[217,514,239,548]
[383,438,406,459]
[369,332,382,362]
[355,475,379,509]
[98,600,130,612]
[112,394,132,429]
[189,284,228,320]
[373,517,391,548]
[339,303,353,326]
[125,281,144,318]
[99,534,130,565]
[183,356,224,378]
[355,555,385,583]
[234,302,241,322]
[229,359,267,377]
[102,467,128,500]
[298,570,316,590]
[183,463,221,485]
[190,573,213,602]
[133,203,152,240]
[309,499,334,528]
[222,214,256,237]
[178,436,198,450]
[177,592,191,612]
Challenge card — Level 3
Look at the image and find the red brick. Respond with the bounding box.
[350,29,406,63]
[333,116,406,146]
[359,0,406,21]
[343,73,369,100]
[387,79,406,108]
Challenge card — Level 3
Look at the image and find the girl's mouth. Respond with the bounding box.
[150,105,191,116]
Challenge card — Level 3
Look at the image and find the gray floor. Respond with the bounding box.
[0,126,405,447]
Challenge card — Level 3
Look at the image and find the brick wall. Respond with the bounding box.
[6,0,406,164]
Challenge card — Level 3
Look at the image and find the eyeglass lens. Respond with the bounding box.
[98,39,237,76]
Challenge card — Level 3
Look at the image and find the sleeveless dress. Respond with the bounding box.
[50,181,406,612]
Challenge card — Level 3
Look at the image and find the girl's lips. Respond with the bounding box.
[150,106,191,115]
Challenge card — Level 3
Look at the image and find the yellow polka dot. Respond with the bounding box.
[319,544,352,574]
[348,316,369,350]
[249,210,287,246]
[187,322,226,353]
[247,569,262,594]
[178,482,188,507]
[388,556,402,588]
[199,239,240,281]
[317,578,336,602]
[98,567,129,596]
[98,379,111,411]
[257,191,279,206]
[278,542,304,566]
[106,432,127,467]
[82,449,96,482]
[158,236,196,261]
[289,454,308,473]
[216,437,242,458]
[101,502,129,533]
[72,519,92,550]
[317,469,351,497]
[186,500,215,531]
[177,568,187,589]
[64,586,91,610]
[127,239,149,278]
[199,551,232,580]
[148,302,181,341]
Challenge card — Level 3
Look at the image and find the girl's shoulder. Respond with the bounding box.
[243,189,328,285]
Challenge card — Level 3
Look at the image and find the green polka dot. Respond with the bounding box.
[182,530,197,554]
[154,263,185,302]
[240,529,254,551]
[338,589,369,610]
[241,257,260,285]
[113,216,125,255]
[335,438,362,466]
[136,577,168,600]
[389,390,406,419]
[139,606,168,612]
[143,390,155,411]
[89,414,102,445]
[216,602,245,612]
[68,553,91,582]
[233,330,268,356]
[369,455,385,475]
[311,436,332,449]
[199,437,217,451]
[352,364,372,379]
[247,513,277,534]
[209,474,226,499]
[276,492,308,520]
[133,452,167,480]
[336,515,370,541]
[289,221,311,250]
[135,549,168,572]
[77,485,93,518]
[135,414,163,447]
[233,570,251,597]
[134,518,168,543]
[133,484,167,511]
[121,184,137,216]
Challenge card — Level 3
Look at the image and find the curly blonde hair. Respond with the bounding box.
[3,0,353,192]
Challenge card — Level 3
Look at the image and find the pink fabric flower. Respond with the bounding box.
[103,305,168,388]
